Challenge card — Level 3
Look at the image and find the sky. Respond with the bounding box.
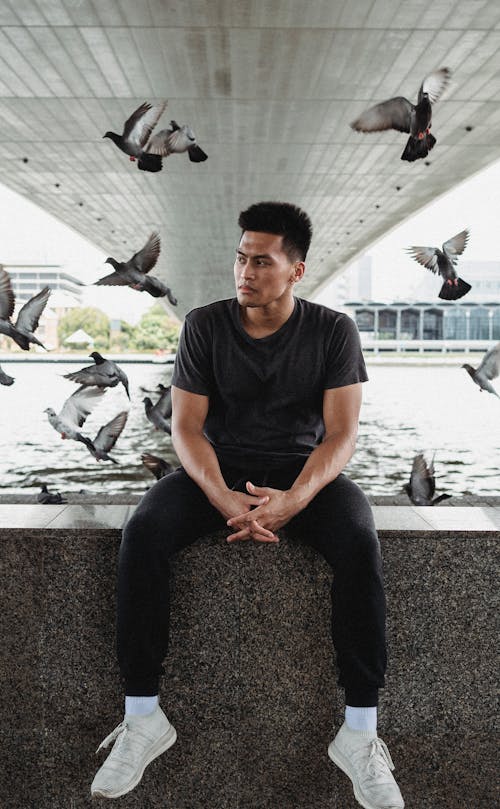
[1,156,500,320]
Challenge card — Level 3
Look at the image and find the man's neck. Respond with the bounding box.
[239,297,296,338]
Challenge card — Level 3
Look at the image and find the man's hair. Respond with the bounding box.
[238,201,313,262]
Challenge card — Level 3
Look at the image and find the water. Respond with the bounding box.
[0,361,498,497]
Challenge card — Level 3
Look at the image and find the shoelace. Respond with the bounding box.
[365,737,395,779]
[95,721,128,754]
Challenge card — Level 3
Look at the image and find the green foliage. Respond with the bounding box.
[129,303,181,352]
[57,303,181,353]
[58,307,110,350]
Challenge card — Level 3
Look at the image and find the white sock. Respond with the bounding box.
[125,695,159,717]
[345,705,377,733]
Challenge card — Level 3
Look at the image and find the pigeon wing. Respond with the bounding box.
[141,452,170,479]
[406,246,439,273]
[155,385,172,418]
[123,101,167,150]
[0,268,16,320]
[419,68,451,104]
[127,232,161,275]
[15,286,50,332]
[410,454,434,501]
[144,129,171,156]
[350,97,413,133]
[94,271,129,286]
[442,229,469,263]
[93,411,128,453]
[477,343,500,381]
[59,386,106,428]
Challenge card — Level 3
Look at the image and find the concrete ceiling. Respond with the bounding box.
[1,1,500,317]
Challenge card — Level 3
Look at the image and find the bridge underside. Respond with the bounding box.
[2,1,500,315]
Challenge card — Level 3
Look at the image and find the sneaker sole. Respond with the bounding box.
[91,723,177,800]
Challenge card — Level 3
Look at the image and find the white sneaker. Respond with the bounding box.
[91,705,177,799]
[328,722,404,809]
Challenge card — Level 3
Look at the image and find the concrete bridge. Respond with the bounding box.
[2,1,500,314]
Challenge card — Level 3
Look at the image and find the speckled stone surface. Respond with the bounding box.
[0,527,498,808]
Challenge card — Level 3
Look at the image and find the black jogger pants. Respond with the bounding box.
[117,459,387,706]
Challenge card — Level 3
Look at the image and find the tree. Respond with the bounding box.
[58,307,110,351]
[130,303,180,352]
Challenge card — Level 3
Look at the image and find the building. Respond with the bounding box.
[346,300,500,352]
[0,262,83,351]
[2,263,84,304]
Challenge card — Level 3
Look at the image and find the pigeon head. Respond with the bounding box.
[90,351,105,363]
[44,407,56,417]
[40,484,48,493]
[103,131,119,143]
[462,363,475,377]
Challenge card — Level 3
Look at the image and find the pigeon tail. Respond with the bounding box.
[137,153,163,172]
[187,144,208,163]
[400,132,436,162]
[438,277,471,300]
[432,493,452,505]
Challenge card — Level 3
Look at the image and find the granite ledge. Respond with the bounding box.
[0,504,499,534]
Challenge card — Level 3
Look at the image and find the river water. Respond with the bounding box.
[0,360,498,497]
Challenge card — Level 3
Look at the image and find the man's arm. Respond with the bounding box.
[171,386,276,539]
[226,383,362,540]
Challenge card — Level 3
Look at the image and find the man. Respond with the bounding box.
[91,201,404,809]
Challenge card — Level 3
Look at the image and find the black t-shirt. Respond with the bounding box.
[172,297,368,466]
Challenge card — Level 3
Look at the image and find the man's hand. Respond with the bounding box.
[211,488,278,544]
[226,481,304,543]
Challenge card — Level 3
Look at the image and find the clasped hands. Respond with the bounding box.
[224,481,297,544]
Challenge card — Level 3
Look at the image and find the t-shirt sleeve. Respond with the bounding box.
[324,313,368,389]
[171,311,212,395]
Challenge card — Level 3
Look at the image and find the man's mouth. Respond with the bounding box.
[239,285,255,293]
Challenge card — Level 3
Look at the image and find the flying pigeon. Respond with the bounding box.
[462,342,500,398]
[37,484,67,504]
[404,453,452,506]
[44,386,106,451]
[143,385,172,432]
[0,268,50,350]
[0,364,14,386]
[103,101,168,173]
[406,229,471,300]
[139,382,169,394]
[144,119,208,164]
[93,232,171,299]
[64,352,130,399]
[141,452,174,480]
[86,410,129,463]
[350,67,451,162]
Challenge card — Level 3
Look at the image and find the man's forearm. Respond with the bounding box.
[289,430,357,509]
[172,429,229,509]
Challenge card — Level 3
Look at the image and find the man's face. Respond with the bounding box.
[234,231,303,308]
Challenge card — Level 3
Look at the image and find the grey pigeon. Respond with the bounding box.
[64,351,130,399]
[94,233,169,299]
[141,452,174,480]
[0,364,14,386]
[87,410,129,463]
[462,342,500,398]
[145,119,208,164]
[38,484,67,504]
[103,101,168,172]
[406,229,471,300]
[44,386,106,451]
[143,385,172,433]
[350,67,450,162]
[0,268,50,350]
[404,453,452,506]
